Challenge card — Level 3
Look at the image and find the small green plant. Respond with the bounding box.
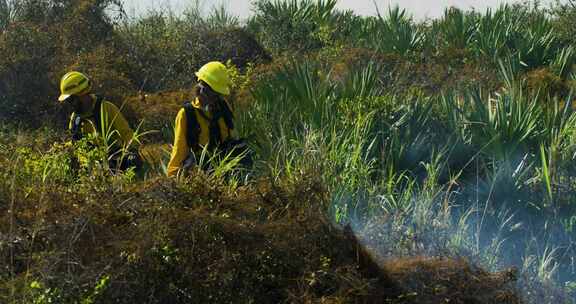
[28,281,63,304]
[225,59,255,93]
[81,275,110,304]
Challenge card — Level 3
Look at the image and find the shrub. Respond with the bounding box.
[0,23,58,124]
[551,0,576,45]
[118,12,269,92]
[0,0,17,32]
[0,0,124,126]
[524,68,572,98]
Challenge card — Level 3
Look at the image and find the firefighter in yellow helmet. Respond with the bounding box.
[58,71,141,171]
[167,61,252,177]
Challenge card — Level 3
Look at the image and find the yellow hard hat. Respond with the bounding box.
[58,71,91,102]
[195,61,231,96]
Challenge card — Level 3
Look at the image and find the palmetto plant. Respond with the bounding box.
[435,7,478,50]
[365,6,424,56]
[380,95,435,174]
[471,5,523,62]
[249,0,339,53]
[337,62,382,100]
[549,46,576,79]
[0,0,14,31]
[511,13,558,69]
[182,2,239,31]
[447,88,543,159]
[244,60,439,180]
[464,5,566,72]
[239,61,334,163]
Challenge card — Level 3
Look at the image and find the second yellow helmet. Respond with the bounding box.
[58,71,91,102]
[195,61,231,96]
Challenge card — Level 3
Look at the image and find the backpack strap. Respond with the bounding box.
[70,95,104,141]
[92,95,104,133]
[183,102,200,150]
[183,99,234,151]
[218,97,234,131]
[198,98,234,150]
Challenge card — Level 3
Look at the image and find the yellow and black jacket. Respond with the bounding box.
[167,98,234,177]
[68,94,134,148]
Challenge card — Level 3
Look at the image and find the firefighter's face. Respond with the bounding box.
[61,95,82,114]
[70,95,83,113]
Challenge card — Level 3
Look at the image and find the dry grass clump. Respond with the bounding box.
[197,27,272,69]
[124,90,193,132]
[343,226,520,304]
[524,68,574,99]
[381,257,519,304]
[0,171,368,303]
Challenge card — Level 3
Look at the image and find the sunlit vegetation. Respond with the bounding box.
[1,0,576,303]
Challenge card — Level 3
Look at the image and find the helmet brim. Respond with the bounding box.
[58,94,71,102]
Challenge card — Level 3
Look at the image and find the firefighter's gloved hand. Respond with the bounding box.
[71,116,83,141]
[182,154,197,171]
[126,153,137,162]
[123,151,143,171]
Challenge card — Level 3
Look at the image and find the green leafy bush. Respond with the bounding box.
[0,0,125,125]
[0,23,56,123]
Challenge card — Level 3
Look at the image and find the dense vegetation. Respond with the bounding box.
[2,0,576,302]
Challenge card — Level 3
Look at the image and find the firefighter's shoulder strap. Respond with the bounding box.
[71,95,104,141]
[91,95,104,134]
[218,97,234,131]
[183,101,200,149]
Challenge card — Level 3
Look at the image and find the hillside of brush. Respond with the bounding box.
[0,137,522,303]
[2,0,576,303]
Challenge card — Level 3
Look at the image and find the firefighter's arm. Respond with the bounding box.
[103,101,134,146]
[167,109,189,177]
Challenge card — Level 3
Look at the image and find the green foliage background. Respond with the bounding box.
[2,0,576,303]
